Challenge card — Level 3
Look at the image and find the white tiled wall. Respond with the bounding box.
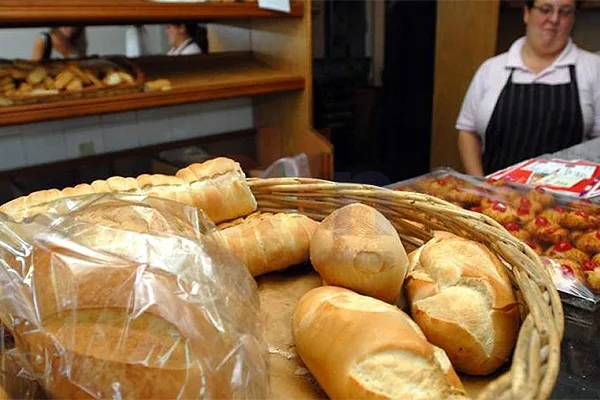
[0,97,254,171]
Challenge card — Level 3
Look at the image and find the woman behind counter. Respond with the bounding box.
[166,23,208,56]
[456,0,600,177]
[31,26,87,62]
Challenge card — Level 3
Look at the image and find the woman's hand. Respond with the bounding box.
[458,130,484,177]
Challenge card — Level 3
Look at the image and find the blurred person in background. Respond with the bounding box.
[32,26,87,61]
[456,0,600,177]
[166,23,208,56]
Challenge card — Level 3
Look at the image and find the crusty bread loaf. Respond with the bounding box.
[405,233,520,376]
[15,198,267,399]
[218,211,319,277]
[0,174,194,222]
[0,157,257,225]
[309,203,409,304]
[292,286,467,400]
[176,157,257,223]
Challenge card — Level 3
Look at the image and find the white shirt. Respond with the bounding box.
[167,39,202,56]
[456,37,600,151]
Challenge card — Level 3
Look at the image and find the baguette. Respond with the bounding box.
[405,233,520,376]
[292,286,467,400]
[310,203,409,304]
[0,174,190,222]
[219,212,318,277]
[176,157,257,224]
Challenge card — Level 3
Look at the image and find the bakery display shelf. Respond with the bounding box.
[0,52,305,127]
[0,0,303,27]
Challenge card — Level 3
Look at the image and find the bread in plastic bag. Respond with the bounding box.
[0,193,269,399]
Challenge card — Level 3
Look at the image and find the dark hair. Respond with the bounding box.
[525,0,581,9]
[50,26,87,55]
[183,22,209,54]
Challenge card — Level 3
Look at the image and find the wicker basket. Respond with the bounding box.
[247,177,564,400]
[0,56,145,107]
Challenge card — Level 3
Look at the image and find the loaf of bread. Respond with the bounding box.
[310,203,409,304]
[9,196,268,399]
[176,157,257,224]
[405,233,520,376]
[218,211,319,277]
[0,174,194,222]
[292,286,467,400]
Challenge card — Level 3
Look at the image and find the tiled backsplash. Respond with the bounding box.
[0,97,254,172]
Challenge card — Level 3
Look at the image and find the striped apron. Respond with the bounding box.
[482,65,584,175]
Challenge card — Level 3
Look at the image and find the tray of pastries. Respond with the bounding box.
[0,56,145,107]
[390,168,600,311]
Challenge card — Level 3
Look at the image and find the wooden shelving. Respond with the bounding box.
[0,0,304,27]
[0,52,305,127]
[0,0,334,180]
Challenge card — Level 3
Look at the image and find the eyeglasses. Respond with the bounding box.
[532,4,576,17]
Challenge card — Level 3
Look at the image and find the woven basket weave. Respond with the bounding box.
[247,177,564,400]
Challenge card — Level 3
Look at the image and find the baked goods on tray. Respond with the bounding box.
[0,56,144,106]
[392,168,600,306]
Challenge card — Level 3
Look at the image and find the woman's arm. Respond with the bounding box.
[458,130,484,177]
[31,36,46,62]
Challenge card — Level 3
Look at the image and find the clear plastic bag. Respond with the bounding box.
[388,167,600,311]
[0,193,269,399]
[260,153,311,178]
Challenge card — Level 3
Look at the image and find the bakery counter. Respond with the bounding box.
[552,303,600,399]
[542,136,600,164]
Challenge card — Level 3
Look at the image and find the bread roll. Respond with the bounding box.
[292,286,466,400]
[0,174,194,222]
[309,203,409,303]
[219,212,318,277]
[405,234,520,376]
[176,157,257,224]
[14,198,267,399]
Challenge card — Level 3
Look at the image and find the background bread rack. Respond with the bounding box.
[0,55,145,107]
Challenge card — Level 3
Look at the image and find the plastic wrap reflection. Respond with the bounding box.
[0,193,268,399]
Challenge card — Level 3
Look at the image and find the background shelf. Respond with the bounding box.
[0,52,305,127]
[0,0,303,27]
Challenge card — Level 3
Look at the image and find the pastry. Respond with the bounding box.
[513,197,543,215]
[562,210,598,231]
[481,201,518,225]
[525,217,568,244]
[443,187,482,206]
[525,239,544,256]
[538,206,567,225]
[504,222,531,242]
[544,241,590,265]
[581,260,600,292]
[516,203,537,224]
[574,230,600,254]
[554,258,586,283]
[525,187,555,208]
[567,199,600,215]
